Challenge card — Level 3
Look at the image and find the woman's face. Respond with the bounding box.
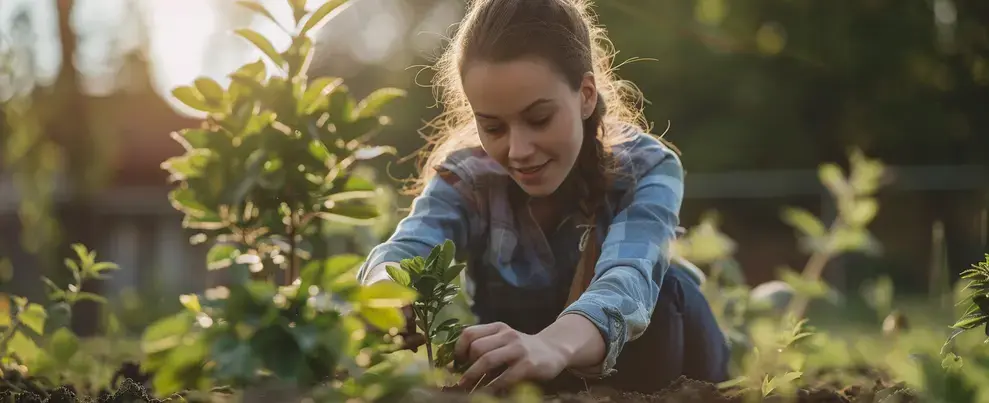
[462,57,597,198]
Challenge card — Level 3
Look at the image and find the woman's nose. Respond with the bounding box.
[507,130,536,162]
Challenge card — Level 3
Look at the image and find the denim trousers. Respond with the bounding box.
[491,262,731,394]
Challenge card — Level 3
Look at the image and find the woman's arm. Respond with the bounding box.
[357,174,472,285]
[555,144,685,377]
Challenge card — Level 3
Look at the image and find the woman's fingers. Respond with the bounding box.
[466,330,519,363]
[455,322,510,360]
[458,343,523,389]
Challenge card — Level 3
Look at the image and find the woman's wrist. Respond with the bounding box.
[536,313,606,369]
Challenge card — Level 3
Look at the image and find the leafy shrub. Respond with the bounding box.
[140,0,423,399]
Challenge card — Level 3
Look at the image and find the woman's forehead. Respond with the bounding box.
[462,58,570,117]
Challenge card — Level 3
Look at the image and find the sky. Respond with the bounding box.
[0,0,443,115]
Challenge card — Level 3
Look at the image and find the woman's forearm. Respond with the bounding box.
[536,313,606,370]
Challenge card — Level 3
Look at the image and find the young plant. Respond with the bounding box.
[386,240,466,369]
[718,316,814,402]
[779,149,886,321]
[141,0,418,399]
[944,254,989,352]
[0,244,129,399]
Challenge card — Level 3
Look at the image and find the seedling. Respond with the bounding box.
[944,254,989,353]
[386,240,466,369]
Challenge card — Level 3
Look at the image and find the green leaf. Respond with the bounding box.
[20,302,47,335]
[300,0,349,36]
[327,85,354,123]
[211,334,259,382]
[845,198,878,227]
[319,203,380,225]
[327,190,377,203]
[289,324,321,353]
[300,77,343,115]
[356,281,417,309]
[172,86,212,112]
[194,77,226,105]
[179,294,202,313]
[288,0,308,23]
[942,352,964,372]
[322,254,365,278]
[142,312,194,355]
[386,265,410,287]
[443,263,466,284]
[49,327,80,362]
[781,208,826,238]
[251,325,303,380]
[342,175,376,192]
[952,314,989,329]
[162,149,213,181]
[236,1,286,32]
[360,307,405,332]
[235,29,286,68]
[207,244,241,271]
[439,239,456,272]
[353,87,406,120]
[818,163,848,197]
[9,332,40,363]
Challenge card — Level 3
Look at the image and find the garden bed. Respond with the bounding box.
[2,372,919,403]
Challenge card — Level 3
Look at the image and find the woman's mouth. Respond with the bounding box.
[513,161,550,182]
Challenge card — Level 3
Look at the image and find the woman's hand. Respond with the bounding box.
[454,322,569,390]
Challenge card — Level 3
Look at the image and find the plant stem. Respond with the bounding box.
[424,311,434,366]
[285,212,298,286]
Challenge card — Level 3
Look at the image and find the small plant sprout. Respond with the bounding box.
[779,149,886,321]
[944,254,989,354]
[386,240,466,368]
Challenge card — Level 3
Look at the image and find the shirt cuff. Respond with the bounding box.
[558,301,628,379]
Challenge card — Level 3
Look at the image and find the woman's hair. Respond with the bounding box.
[410,0,664,304]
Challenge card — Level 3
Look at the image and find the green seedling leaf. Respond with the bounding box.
[941,352,963,372]
[288,0,308,23]
[781,208,826,238]
[353,87,406,120]
[194,77,226,106]
[439,239,456,272]
[300,77,343,115]
[300,0,349,36]
[360,306,405,333]
[444,263,465,284]
[236,1,286,32]
[207,243,241,271]
[386,265,411,287]
[142,312,194,355]
[356,281,417,309]
[20,302,47,335]
[235,29,286,68]
[172,86,212,112]
[951,314,988,330]
[49,327,80,362]
[180,294,202,313]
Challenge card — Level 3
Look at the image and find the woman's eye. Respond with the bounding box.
[481,123,506,134]
[530,115,552,127]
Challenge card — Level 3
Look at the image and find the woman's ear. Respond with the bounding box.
[580,72,597,119]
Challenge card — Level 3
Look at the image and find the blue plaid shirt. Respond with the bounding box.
[357,130,685,378]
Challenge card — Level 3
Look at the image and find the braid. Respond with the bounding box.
[566,93,610,306]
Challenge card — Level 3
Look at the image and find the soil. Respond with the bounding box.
[423,376,920,403]
[0,362,921,403]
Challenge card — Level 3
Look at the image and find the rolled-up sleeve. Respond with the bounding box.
[357,175,471,285]
[559,151,684,378]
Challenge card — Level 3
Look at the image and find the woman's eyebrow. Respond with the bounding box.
[474,98,553,119]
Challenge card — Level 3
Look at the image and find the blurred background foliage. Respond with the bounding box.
[0,0,987,334]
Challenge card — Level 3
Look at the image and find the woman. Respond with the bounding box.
[357,0,729,393]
